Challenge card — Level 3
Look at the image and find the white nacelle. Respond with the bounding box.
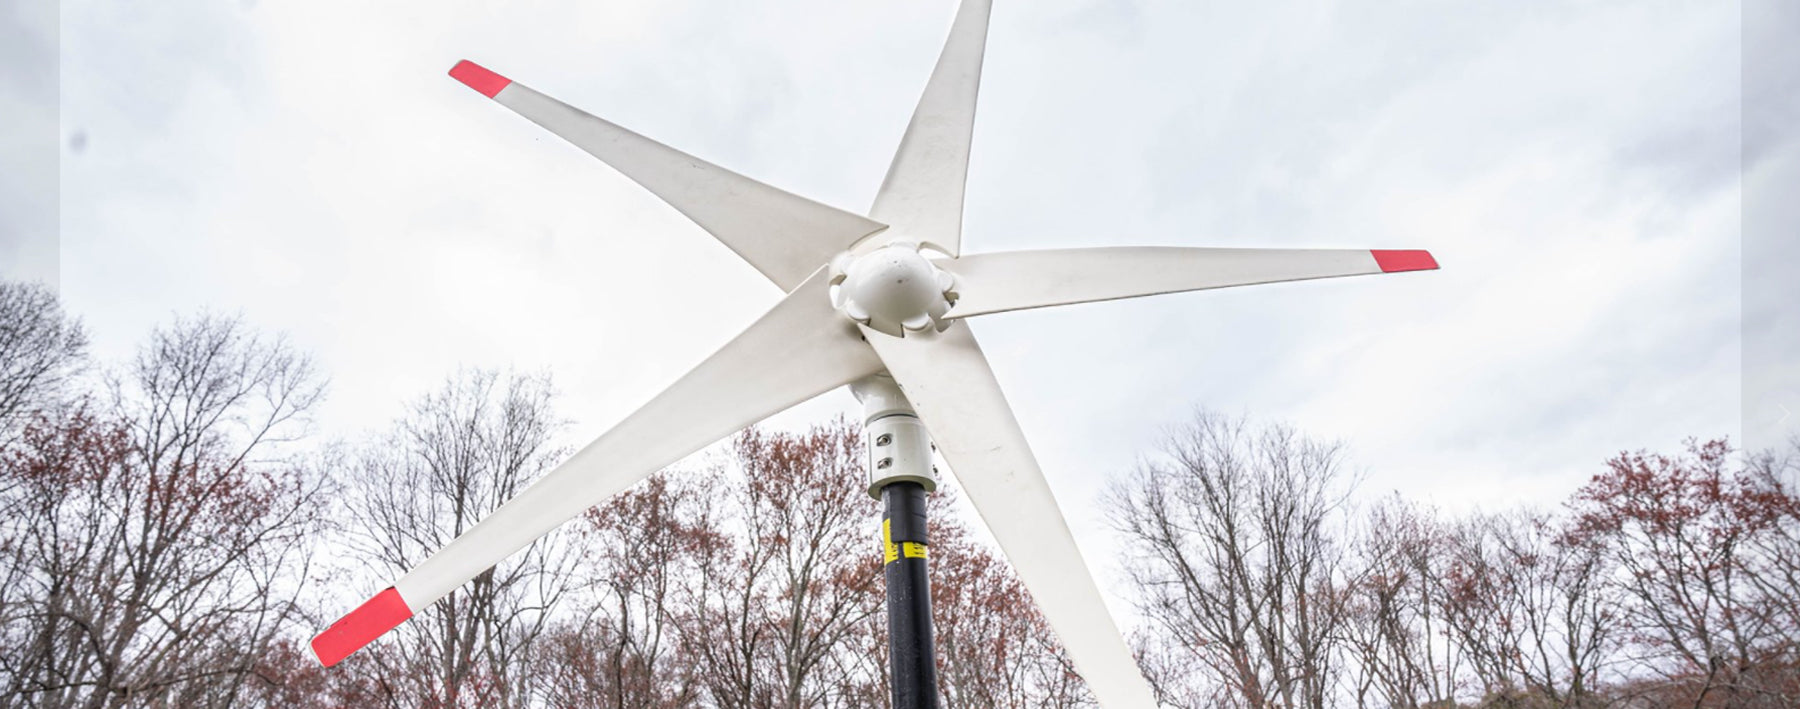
[829,241,959,337]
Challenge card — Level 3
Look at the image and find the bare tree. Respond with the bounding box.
[1569,438,1800,708]
[1105,411,1354,709]
[0,314,329,708]
[0,281,88,436]
[1432,513,1531,701]
[678,420,884,709]
[928,489,1095,709]
[1432,510,1622,709]
[1341,497,1462,709]
[1740,440,1800,701]
[535,420,1100,709]
[1498,511,1617,707]
[540,471,724,708]
[336,369,572,709]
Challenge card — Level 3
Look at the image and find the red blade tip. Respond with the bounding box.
[311,587,413,667]
[1371,249,1439,273]
[449,60,511,98]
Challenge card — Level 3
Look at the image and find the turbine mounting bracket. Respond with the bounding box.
[852,374,939,497]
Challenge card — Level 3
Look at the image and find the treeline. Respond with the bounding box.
[0,282,1080,709]
[1115,415,1800,709]
[2,279,1797,708]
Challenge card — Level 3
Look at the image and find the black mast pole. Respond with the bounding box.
[880,480,938,709]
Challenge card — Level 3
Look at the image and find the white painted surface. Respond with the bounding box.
[492,80,887,292]
[867,0,992,257]
[945,246,1383,319]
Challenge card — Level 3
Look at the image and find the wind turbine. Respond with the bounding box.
[311,0,1437,706]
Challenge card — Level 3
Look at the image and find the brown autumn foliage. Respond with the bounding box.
[1567,438,1800,707]
[927,498,1095,709]
[516,419,1095,709]
[541,471,722,708]
[680,421,883,709]
[328,369,573,709]
[1341,497,1462,708]
[1,314,330,708]
[1433,508,1620,708]
[1108,412,1800,709]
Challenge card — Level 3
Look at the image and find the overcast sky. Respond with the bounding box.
[3,0,1790,621]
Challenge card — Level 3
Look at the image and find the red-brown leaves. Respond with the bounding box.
[928,498,1095,708]
[1,312,331,707]
[1565,438,1800,704]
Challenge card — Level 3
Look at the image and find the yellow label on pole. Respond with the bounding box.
[882,519,900,564]
[883,519,929,564]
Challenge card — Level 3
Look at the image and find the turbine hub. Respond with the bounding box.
[830,242,959,337]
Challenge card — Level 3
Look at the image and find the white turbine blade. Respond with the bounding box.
[943,246,1439,318]
[861,323,1159,708]
[868,0,992,257]
[312,269,882,667]
[450,60,887,292]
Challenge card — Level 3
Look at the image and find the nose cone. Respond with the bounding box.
[837,245,956,336]
[849,249,938,313]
